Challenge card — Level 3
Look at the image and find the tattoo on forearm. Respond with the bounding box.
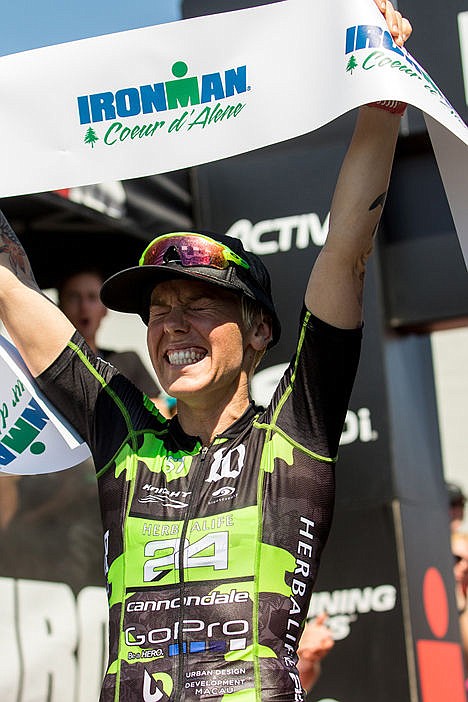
[369,192,387,211]
[0,210,40,290]
[368,192,387,240]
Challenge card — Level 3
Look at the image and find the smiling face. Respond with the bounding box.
[147,278,268,410]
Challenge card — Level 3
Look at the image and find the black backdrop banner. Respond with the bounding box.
[183,0,468,686]
[189,122,466,701]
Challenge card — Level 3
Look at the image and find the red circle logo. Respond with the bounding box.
[423,567,449,639]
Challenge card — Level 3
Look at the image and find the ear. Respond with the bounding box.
[249,317,273,352]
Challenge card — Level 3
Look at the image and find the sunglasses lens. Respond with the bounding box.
[140,234,247,270]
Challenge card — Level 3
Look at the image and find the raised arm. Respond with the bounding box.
[306,0,412,329]
[0,211,74,376]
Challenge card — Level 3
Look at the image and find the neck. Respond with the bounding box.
[176,388,251,446]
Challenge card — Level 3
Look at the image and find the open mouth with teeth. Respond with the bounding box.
[166,348,207,366]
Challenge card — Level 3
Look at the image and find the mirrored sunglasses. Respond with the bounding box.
[139,233,250,271]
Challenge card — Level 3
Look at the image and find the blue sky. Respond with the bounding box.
[1,0,182,56]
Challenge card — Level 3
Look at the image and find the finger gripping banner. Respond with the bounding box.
[0,336,91,475]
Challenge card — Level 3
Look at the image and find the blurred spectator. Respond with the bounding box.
[57,267,175,417]
[452,532,468,670]
[297,614,335,693]
[446,481,466,533]
[0,268,177,591]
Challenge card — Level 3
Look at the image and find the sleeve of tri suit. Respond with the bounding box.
[104,350,161,398]
[268,306,362,460]
[35,331,157,468]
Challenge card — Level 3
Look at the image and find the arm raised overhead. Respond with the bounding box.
[305,0,412,329]
[0,211,74,376]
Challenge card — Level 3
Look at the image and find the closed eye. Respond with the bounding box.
[149,305,170,319]
[186,297,218,311]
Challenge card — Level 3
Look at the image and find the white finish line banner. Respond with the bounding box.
[0,0,467,263]
[0,336,91,475]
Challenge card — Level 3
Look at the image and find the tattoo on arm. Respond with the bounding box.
[369,192,387,211]
[0,210,40,291]
[368,191,387,240]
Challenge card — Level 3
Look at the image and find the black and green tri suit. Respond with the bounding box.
[37,307,361,702]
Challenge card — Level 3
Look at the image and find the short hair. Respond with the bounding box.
[446,481,466,508]
[56,267,105,301]
[240,296,272,374]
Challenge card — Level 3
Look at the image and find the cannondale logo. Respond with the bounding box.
[212,486,236,498]
[143,670,164,702]
[142,670,173,702]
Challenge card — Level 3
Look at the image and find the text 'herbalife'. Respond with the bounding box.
[77,61,248,125]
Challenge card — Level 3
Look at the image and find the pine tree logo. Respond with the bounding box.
[84,127,99,148]
[346,55,358,74]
